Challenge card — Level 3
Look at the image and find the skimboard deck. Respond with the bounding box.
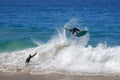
[75,30,88,37]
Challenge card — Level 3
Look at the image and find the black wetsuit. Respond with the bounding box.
[69,27,80,35]
[25,52,37,63]
[25,55,32,63]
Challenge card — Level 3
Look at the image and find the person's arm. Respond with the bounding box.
[31,52,37,57]
[75,28,80,31]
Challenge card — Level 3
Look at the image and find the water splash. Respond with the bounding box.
[0,19,120,75]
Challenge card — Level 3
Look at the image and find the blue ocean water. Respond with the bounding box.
[0,0,120,75]
[0,0,120,52]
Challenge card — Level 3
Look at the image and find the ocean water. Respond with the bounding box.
[0,0,120,75]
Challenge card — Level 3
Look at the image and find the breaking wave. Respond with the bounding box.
[0,19,120,76]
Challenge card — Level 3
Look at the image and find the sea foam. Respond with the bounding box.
[0,19,120,75]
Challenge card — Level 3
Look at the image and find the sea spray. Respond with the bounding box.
[0,19,120,75]
[0,27,120,75]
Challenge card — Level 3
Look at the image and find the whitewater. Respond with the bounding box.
[0,21,120,76]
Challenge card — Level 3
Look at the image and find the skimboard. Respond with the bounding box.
[74,30,88,37]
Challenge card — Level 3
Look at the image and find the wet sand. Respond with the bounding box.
[0,72,120,80]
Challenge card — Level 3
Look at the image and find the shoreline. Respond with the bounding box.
[0,71,120,80]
